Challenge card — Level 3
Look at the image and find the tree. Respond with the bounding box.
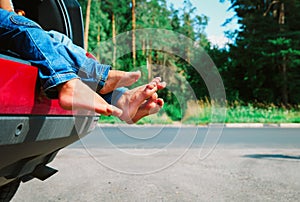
[135,0,172,81]
[132,0,136,67]
[78,0,213,119]
[83,0,92,50]
[79,0,110,53]
[223,0,300,105]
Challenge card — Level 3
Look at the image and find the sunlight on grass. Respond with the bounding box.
[225,104,300,123]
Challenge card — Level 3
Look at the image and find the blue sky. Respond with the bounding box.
[167,0,238,47]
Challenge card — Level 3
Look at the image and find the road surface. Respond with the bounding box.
[12,126,300,201]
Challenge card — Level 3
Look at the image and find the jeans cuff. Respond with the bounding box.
[100,87,128,105]
[96,64,111,92]
[43,73,79,99]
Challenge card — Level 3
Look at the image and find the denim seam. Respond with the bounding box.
[97,64,110,91]
[10,14,42,29]
[43,72,79,91]
[25,30,56,72]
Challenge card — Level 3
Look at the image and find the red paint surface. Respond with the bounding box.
[0,57,95,116]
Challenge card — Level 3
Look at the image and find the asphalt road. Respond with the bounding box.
[71,125,300,148]
[12,126,300,201]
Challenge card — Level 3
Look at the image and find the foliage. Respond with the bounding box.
[99,100,300,124]
[180,100,300,124]
[222,0,300,105]
[77,0,300,123]
[225,102,300,123]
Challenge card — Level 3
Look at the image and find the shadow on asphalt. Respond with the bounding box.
[243,154,300,160]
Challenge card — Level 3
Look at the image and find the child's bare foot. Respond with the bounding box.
[99,70,141,94]
[58,78,123,116]
[116,77,166,123]
[130,95,164,124]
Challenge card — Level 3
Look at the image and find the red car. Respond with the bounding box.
[0,0,98,200]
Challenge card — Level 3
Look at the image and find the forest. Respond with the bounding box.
[77,0,300,123]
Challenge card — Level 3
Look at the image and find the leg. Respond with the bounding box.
[0,10,78,97]
[48,30,141,95]
[0,10,123,116]
[58,78,122,116]
[115,77,166,123]
[131,93,164,123]
[0,0,14,12]
[99,70,141,94]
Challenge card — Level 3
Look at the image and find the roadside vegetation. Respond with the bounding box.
[99,101,300,125]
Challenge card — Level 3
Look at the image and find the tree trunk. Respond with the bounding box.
[96,22,101,60]
[147,56,152,82]
[84,0,92,51]
[265,1,288,105]
[184,13,191,63]
[281,56,288,105]
[278,2,285,26]
[279,2,288,105]
[112,13,117,67]
[132,0,136,67]
[96,1,101,60]
[147,40,152,82]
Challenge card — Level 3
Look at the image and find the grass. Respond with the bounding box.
[98,101,300,125]
[225,104,300,123]
[183,101,300,124]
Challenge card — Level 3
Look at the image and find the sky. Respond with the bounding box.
[167,0,238,48]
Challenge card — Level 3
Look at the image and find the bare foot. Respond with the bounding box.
[116,77,166,123]
[99,70,141,94]
[130,96,164,124]
[58,78,123,116]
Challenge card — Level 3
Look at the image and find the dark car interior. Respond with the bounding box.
[0,0,84,62]
[12,0,84,48]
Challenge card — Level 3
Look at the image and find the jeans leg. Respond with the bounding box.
[0,9,78,98]
[0,9,111,99]
[101,87,128,105]
[47,30,111,93]
[49,31,128,105]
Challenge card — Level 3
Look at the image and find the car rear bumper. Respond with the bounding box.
[0,115,98,187]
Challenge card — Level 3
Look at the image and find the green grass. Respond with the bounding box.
[98,101,300,125]
[225,104,300,123]
[183,102,300,124]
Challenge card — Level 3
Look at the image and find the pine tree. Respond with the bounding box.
[224,0,300,105]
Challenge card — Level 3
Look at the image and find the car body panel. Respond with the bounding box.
[0,0,99,198]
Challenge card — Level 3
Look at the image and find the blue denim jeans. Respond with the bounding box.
[0,9,126,104]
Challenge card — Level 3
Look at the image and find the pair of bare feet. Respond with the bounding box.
[58,70,166,124]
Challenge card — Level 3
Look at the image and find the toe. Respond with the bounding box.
[156,98,164,106]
